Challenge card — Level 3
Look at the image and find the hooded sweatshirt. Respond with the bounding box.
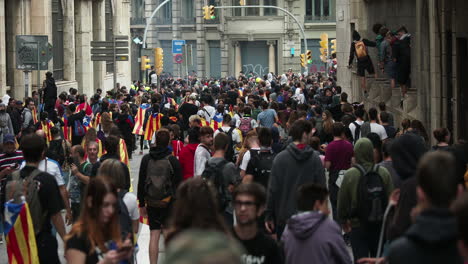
[387,132,427,240]
[387,208,463,264]
[137,146,182,205]
[282,211,352,264]
[179,143,199,180]
[337,138,393,227]
[265,143,325,228]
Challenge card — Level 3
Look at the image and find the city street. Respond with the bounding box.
[0,150,157,264]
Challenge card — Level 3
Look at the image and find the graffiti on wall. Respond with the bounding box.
[242,64,269,77]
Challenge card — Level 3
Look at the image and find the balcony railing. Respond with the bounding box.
[180,17,196,24]
[130,17,146,25]
[304,14,336,23]
[154,17,172,25]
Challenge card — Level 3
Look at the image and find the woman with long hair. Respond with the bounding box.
[98,112,114,141]
[65,178,133,264]
[320,110,334,144]
[165,178,230,244]
[410,119,429,144]
[115,103,135,159]
[396,118,411,137]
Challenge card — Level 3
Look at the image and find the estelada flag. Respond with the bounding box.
[40,120,55,144]
[93,112,102,129]
[144,113,163,141]
[210,120,221,130]
[200,118,210,127]
[31,107,38,124]
[132,104,150,136]
[62,115,72,142]
[4,202,39,264]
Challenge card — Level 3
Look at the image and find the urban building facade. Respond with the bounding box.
[0,0,132,100]
[335,0,468,142]
[131,0,336,80]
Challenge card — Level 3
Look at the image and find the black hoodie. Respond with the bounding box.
[265,143,326,228]
[137,146,182,205]
[387,208,463,264]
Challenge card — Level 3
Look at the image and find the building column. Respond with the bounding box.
[74,0,94,96]
[113,0,131,88]
[8,0,31,100]
[93,0,105,91]
[30,0,53,90]
[0,0,6,96]
[268,40,276,75]
[234,42,241,77]
[63,0,76,81]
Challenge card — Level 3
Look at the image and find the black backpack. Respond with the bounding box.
[218,127,236,162]
[118,190,133,240]
[46,139,68,167]
[354,164,388,225]
[352,121,362,143]
[248,150,276,188]
[202,159,229,211]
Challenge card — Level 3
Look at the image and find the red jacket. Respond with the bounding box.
[179,143,198,180]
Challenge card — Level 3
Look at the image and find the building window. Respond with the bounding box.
[181,0,194,24]
[305,0,335,22]
[130,0,145,25]
[105,0,114,73]
[264,0,277,16]
[155,0,172,24]
[245,0,259,16]
[233,0,242,16]
[52,0,64,80]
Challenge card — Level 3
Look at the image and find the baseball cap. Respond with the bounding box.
[3,134,15,144]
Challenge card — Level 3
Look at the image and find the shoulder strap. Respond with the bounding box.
[354,164,367,177]
[227,127,235,135]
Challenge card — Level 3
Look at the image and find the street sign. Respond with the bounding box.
[91,55,129,61]
[91,41,129,48]
[172,40,185,54]
[174,54,183,64]
[16,35,50,70]
[91,48,129,55]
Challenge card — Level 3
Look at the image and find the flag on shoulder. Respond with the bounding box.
[3,202,39,264]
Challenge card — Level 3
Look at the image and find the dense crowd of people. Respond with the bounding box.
[0,69,467,264]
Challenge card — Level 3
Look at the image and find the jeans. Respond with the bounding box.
[349,225,381,262]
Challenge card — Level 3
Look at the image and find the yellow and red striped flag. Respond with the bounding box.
[200,118,210,127]
[119,138,129,167]
[4,202,39,264]
[62,115,72,143]
[144,113,163,141]
[41,120,55,144]
[93,112,102,129]
[132,105,150,136]
[31,107,38,124]
[210,120,222,130]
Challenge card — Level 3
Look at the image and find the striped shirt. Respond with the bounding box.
[0,150,24,170]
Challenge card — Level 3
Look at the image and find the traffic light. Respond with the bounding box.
[319,33,329,59]
[300,54,306,68]
[209,5,215,19]
[330,39,337,54]
[203,6,210,20]
[154,48,164,75]
[306,50,312,64]
[239,0,246,5]
[140,55,150,71]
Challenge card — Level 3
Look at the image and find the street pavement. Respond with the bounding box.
[0,149,157,264]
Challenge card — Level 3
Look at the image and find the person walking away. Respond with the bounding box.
[379,31,398,91]
[66,104,87,146]
[392,26,411,106]
[324,122,354,219]
[42,71,58,122]
[232,183,282,264]
[349,107,365,144]
[214,114,242,163]
[431,127,450,151]
[68,145,92,222]
[282,183,352,264]
[244,127,276,188]
[360,108,388,141]
[65,177,134,264]
[257,101,278,129]
[348,30,377,96]
[7,100,22,136]
[4,134,66,263]
[138,130,182,264]
[380,112,396,139]
[0,103,14,144]
[385,151,463,264]
[378,139,401,188]
[194,126,214,177]
[202,132,240,227]
[337,138,393,262]
[265,120,326,239]
[178,127,200,180]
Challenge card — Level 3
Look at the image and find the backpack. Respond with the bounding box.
[239,117,253,136]
[118,190,133,240]
[217,127,236,162]
[355,41,368,60]
[360,122,371,140]
[73,119,86,137]
[352,121,362,143]
[46,139,67,166]
[144,156,174,208]
[354,164,388,225]
[5,169,47,235]
[248,150,276,188]
[201,159,229,211]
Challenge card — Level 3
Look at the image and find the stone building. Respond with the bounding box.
[0,0,132,100]
[131,0,336,80]
[335,0,468,141]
